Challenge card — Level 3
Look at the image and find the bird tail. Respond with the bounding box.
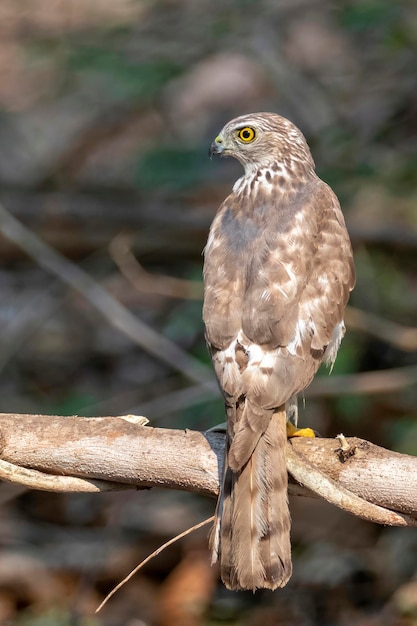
[209,405,292,591]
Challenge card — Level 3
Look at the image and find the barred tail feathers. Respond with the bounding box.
[210,405,292,591]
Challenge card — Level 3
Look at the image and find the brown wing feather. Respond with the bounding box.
[205,176,355,412]
[242,180,354,357]
[203,194,249,352]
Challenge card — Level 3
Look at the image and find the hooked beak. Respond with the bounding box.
[209,135,226,159]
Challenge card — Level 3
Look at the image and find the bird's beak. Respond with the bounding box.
[209,135,225,159]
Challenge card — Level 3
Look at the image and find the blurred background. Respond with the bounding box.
[0,0,416,624]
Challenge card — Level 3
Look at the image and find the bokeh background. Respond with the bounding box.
[0,1,416,624]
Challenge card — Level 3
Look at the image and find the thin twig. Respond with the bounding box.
[96,515,215,613]
[109,233,203,300]
[0,202,215,390]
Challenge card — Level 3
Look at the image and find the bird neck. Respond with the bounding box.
[233,159,315,196]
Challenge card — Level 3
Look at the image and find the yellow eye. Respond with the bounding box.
[237,127,256,143]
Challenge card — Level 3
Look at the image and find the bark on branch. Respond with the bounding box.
[0,412,416,527]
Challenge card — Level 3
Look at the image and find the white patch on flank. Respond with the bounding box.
[245,344,277,377]
[324,320,345,368]
[260,351,276,369]
[287,318,313,356]
[247,343,265,366]
[237,328,245,343]
[224,338,237,358]
[217,337,241,395]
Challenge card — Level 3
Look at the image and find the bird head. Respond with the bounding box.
[209,112,314,176]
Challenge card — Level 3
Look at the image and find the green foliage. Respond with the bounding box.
[67,47,183,101]
[339,1,401,33]
[163,299,203,345]
[334,394,371,426]
[338,0,416,52]
[50,391,98,417]
[390,156,417,193]
[384,415,417,455]
[178,396,225,431]
[357,250,417,323]
[135,145,208,190]
[318,337,370,426]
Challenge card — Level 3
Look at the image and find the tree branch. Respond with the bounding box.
[0,412,416,527]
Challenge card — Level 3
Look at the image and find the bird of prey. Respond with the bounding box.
[203,112,355,591]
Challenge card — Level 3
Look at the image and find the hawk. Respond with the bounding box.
[203,112,355,591]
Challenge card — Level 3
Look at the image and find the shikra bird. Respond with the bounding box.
[203,112,355,591]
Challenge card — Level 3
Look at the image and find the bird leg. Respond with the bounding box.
[286,422,315,438]
[285,395,315,437]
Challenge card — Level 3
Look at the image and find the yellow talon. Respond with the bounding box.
[286,422,315,438]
